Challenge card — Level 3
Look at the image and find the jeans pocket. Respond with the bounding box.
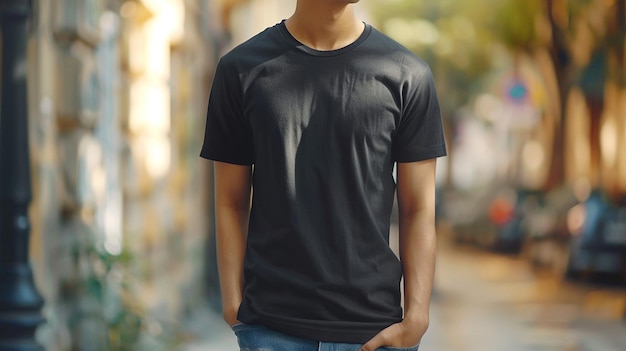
[231,323,264,350]
[231,322,247,331]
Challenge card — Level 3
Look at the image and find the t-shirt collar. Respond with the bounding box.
[278,19,371,57]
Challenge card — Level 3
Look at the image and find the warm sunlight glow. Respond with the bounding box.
[384,18,440,47]
[125,2,178,182]
[567,204,586,236]
[573,178,592,202]
[565,88,591,181]
[145,137,171,179]
[600,114,618,168]
[522,140,544,171]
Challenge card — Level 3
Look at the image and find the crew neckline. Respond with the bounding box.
[278,20,371,57]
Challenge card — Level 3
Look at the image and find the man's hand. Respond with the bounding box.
[222,305,241,327]
[360,316,428,351]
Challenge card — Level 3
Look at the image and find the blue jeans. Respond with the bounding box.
[232,323,419,351]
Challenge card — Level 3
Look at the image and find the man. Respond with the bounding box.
[200,0,447,350]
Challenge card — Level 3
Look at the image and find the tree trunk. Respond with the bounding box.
[544,0,571,189]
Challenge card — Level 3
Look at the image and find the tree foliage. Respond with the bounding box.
[494,0,542,50]
[365,0,505,116]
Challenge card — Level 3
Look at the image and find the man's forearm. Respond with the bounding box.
[213,161,252,326]
[216,204,249,325]
[398,211,436,325]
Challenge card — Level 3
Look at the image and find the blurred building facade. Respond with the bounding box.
[23,0,226,349]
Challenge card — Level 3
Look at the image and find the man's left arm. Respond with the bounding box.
[361,158,437,350]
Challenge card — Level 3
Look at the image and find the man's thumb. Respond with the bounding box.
[360,334,384,351]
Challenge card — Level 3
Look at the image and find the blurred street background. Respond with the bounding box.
[0,0,625,350]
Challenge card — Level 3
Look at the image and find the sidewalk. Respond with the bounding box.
[180,232,626,351]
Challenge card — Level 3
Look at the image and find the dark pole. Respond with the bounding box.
[0,0,45,350]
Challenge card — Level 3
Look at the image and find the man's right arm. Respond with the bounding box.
[214,161,252,326]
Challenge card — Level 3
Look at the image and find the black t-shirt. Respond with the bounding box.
[201,21,447,343]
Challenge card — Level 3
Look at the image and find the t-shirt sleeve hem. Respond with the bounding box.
[199,150,254,165]
[395,144,447,163]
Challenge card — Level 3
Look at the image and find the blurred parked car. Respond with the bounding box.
[445,186,543,253]
[488,188,544,252]
[524,187,626,281]
[522,185,579,275]
[444,186,498,244]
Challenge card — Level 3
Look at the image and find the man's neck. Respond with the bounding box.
[285,1,364,51]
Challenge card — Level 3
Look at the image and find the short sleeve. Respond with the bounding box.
[393,66,447,163]
[200,58,255,165]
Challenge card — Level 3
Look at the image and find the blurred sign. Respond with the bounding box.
[506,79,529,103]
[498,73,543,130]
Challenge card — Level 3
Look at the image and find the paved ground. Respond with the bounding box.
[182,224,626,351]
